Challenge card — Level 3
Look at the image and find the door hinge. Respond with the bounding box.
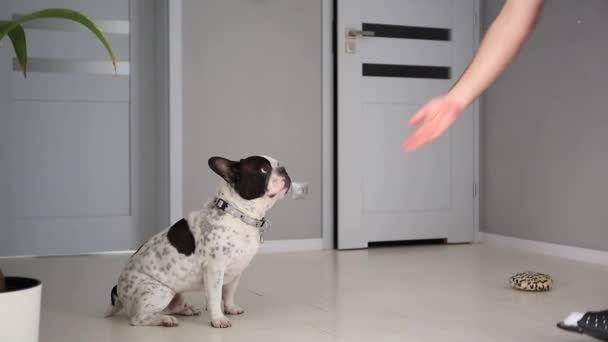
[473,182,478,198]
[473,12,478,26]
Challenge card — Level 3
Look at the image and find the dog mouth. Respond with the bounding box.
[281,178,291,195]
[268,169,291,198]
[268,182,290,198]
[277,167,291,192]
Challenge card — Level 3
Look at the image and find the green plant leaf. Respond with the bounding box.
[0,21,27,77]
[0,8,116,74]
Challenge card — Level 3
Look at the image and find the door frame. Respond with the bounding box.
[473,0,481,243]
[322,0,335,249]
[166,0,337,248]
[166,0,480,249]
[166,0,183,224]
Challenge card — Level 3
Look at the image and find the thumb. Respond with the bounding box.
[408,107,428,127]
[408,97,444,127]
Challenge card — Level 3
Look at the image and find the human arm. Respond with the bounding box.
[403,0,545,152]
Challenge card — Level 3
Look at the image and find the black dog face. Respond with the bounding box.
[208,156,291,201]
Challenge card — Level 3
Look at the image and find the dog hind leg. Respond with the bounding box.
[128,281,179,327]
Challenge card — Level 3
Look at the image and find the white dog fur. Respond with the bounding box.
[105,155,290,328]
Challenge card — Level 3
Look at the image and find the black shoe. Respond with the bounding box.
[557,311,608,341]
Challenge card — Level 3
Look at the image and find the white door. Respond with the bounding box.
[0,0,167,256]
[337,0,478,249]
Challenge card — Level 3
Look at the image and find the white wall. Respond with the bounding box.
[482,0,608,251]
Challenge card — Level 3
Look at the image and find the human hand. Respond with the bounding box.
[403,96,465,152]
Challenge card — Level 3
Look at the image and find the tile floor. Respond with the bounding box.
[2,242,606,341]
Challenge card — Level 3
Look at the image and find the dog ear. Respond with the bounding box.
[208,157,239,184]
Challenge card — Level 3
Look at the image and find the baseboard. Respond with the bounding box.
[259,238,324,254]
[0,239,325,259]
[480,232,608,265]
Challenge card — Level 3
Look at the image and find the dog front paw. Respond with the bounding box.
[224,305,245,315]
[161,315,180,327]
[211,316,232,328]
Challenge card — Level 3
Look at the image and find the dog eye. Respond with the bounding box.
[260,167,269,174]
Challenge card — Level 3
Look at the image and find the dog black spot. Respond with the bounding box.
[208,156,272,200]
[167,218,196,256]
[110,285,118,306]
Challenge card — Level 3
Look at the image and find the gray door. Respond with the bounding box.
[0,0,167,256]
[337,0,478,249]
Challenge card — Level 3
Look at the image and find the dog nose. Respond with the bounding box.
[277,167,291,191]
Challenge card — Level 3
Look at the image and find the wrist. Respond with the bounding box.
[444,90,470,111]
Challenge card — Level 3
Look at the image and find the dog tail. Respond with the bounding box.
[104,284,122,317]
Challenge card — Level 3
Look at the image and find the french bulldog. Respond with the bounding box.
[105,155,291,328]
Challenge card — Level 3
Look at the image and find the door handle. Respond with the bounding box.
[346,29,375,38]
[345,28,375,54]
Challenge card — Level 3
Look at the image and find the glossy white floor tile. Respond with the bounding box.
[2,243,606,341]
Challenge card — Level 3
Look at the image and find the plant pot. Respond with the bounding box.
[0,277,42,342]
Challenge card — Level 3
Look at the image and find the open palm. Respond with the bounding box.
[403,96,465,152]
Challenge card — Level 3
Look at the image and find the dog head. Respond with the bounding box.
[208,155,291,201]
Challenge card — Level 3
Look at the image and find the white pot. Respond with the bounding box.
[0,277,42,342]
